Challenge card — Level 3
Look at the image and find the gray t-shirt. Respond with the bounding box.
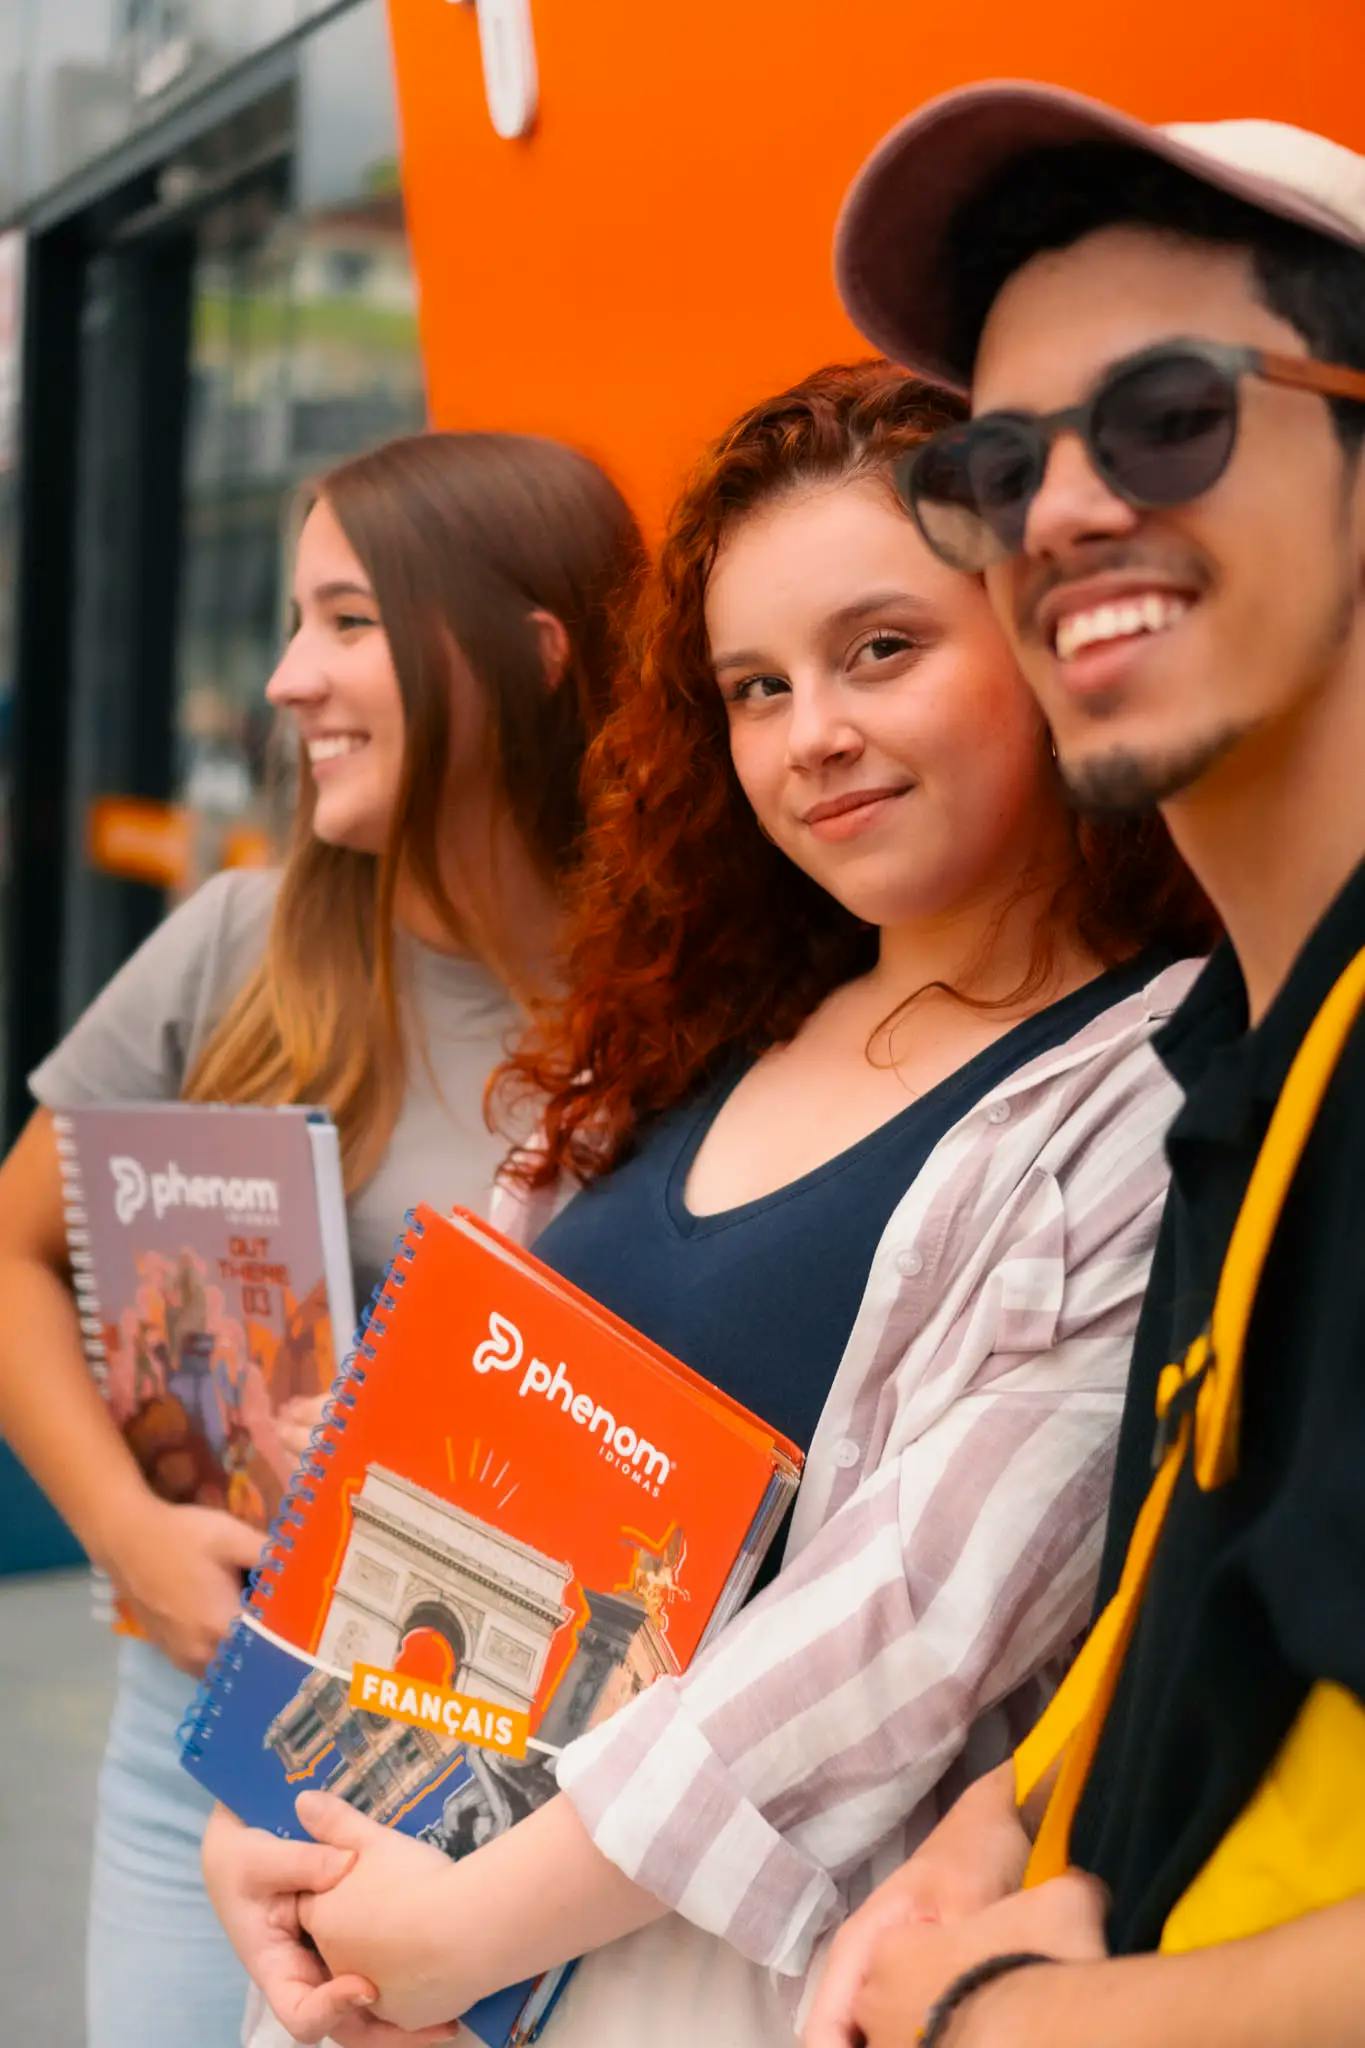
[29,868,523,1301]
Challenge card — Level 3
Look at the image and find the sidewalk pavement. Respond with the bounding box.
[0,1569,117,2047]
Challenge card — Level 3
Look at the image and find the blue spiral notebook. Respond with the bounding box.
[186,1620,559,2046]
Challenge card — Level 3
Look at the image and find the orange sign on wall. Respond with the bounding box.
[87,797,191,890]
[88,797,272,891]
[386,0,1365,533]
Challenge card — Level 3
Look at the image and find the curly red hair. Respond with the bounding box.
[496,361,1214,1188]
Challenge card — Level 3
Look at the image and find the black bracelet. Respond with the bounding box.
[917,1950,1054,2048]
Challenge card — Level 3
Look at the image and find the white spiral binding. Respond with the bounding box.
[53,1116,109,1398]
[53,1115,115,1622]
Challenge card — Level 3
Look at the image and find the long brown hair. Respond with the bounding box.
[498,362,1214,1189]
[185,431,644,1188]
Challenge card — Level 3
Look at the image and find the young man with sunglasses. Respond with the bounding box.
[803,84,1365,2048]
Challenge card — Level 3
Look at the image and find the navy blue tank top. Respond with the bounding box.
[533,954,1161,1479]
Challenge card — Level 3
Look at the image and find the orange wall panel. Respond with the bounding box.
[387,0,1365,529]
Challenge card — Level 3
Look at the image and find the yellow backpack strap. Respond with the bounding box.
[1017,944,1365,1885]
[1015,1348,1201,1874]
[1194,943,1365,1486]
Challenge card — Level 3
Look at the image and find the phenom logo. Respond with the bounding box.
[108,1155,280,1227]
[111,1157,149,1226]
[468,1310,673,1491]
[472,1312,523,1377]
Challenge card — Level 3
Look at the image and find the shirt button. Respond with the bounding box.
[896,1247,924,1278]
[831,1438,860,1469]
[987,1101,1012,1125]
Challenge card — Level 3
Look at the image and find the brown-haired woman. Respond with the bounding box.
[208,363,1215,2048]
[0,429,643,2048]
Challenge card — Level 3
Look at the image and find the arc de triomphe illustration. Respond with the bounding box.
[265,1461,682,1847]
[316,1464,573,1713]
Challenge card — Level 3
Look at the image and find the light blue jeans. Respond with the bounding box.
[88,1637,250,2048]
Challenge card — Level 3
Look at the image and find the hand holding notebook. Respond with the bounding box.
[296,1789,481,2032]
[54,1099,355,1655]
[109,1496,265,1676]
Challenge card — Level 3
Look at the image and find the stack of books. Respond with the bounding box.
[60,1107,802,2045]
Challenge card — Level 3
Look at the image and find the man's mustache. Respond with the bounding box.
[1013,541,1212,638]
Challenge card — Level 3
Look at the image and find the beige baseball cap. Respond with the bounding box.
[834,80,1365,392]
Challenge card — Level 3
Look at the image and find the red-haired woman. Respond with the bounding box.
[207,364,1214,2048]
[0,430,643,2048]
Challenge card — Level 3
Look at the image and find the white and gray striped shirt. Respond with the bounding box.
[491,956,1199,2004]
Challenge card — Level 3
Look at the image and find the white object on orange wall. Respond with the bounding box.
[444,0,538,139]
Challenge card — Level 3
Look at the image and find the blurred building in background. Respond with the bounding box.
[0,0,425,1154]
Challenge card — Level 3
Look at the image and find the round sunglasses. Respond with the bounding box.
[898,339,1365,573]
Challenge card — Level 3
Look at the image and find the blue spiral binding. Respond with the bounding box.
[175,1208,428,1765]
[177,1615,254,1759]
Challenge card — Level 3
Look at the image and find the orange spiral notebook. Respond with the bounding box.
[181,1201,802,2047]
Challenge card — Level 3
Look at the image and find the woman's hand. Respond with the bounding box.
[201,1803,373,2035]
[211,1783,666,2041]
[110,1496,264,1675]
[276,1394,329,1463]
[295,1792,471,2034]
[201,1802,458,2046]
[804,1764,1032,2048]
